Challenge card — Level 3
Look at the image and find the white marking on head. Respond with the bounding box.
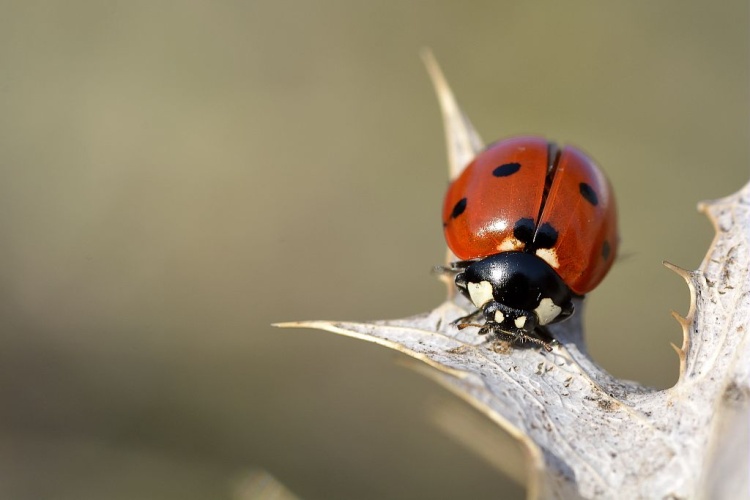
[536,248,559,268]
[535,298,562,325]
[468,281,493,308]
[494,310,505,323]
[497,236,523,252]
[514,316,527,329]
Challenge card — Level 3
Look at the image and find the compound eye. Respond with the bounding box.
[454,273,468,290]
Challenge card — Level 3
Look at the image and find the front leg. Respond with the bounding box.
[502,328,554,352]
[432,259,479,276]
[452,308,483,326]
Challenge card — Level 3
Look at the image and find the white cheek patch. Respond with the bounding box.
[535,298,562,325]
[494,310,505,323]
[514,316,527,329]
[497,236,523,252]
[536,248,559,268]
[468,281,494,308]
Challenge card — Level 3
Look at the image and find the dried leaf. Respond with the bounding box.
[276,55,750,499]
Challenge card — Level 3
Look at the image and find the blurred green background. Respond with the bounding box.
[0,1,748,499]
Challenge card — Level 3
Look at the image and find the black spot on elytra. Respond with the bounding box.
[579,182,598,206]
[513,218,535,245]
[451,197,467,219]
[602,240,611,260]
[493,162,521,177]
[534,223,558,249]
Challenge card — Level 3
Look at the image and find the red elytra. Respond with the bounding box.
[442,136,618,296]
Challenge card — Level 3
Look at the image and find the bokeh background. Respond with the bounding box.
[0,1,748,499]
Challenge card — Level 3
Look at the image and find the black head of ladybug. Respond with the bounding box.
[454,252,574,337]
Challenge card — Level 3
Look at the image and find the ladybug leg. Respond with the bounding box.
[453,308,483,326]
[455,321,488,332]
[449,260,476,270]
[534,326,559,347]
[489,325,554,352]
[432,265,456,276]
[433,260,476,276]
[514,333,554,352]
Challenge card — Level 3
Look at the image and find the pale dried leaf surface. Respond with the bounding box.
[276,56,750,498]
[420,49,484,182]
[276,180,749,498]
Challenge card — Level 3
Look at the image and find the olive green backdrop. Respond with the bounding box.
[0,1,747,499]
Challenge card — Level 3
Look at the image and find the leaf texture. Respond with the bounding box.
[277,55,750,499]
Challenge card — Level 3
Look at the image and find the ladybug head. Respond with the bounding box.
[480,299,540,335]
[454,252,574,335]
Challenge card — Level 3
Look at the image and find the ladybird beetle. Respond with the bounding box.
[442,136,617,350]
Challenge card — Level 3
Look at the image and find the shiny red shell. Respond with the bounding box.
[442,136,618,296]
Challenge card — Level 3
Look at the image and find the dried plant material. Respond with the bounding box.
[233,469,300,500]
[276,55,750,499]
[420,49,484,182]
